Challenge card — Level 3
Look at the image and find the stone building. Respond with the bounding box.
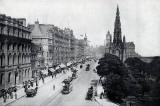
[0,14,32,90]
[31,43,45,77]
[52,27,71,65]
[29,21,76,67]
[105,6,139,61]
[74,37,87,61]
[28,21,53,68]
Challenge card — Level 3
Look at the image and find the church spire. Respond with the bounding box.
[116,5,120,16]
[113,5,122,45]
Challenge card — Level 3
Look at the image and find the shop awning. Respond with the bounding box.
[41,69,48,75]
[59,63,66,68]
[49,68,55,72]
[67,62,72,66]
[55,66,60,70]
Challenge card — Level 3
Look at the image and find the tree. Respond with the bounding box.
[97,53,127,77]
[125,57,150,96]
[148,57,160,81]
[125,57,147,74]
[96,53,128,103]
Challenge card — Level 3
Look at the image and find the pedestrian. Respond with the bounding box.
[55,72,57,78]
[3,93,7,102]
[36,78,38,86]
[15,92,17,99]
[53,84,55,90]
[3,90,7,103]
[51,73,53,79]
[30,80,33,87]
[100,92,104,99]
[42,77,44,83]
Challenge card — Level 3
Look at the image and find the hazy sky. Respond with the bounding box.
[0,0,160,56]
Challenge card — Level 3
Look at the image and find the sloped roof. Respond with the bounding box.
[29,22,54,39]
[30,22,43,38]
[39,24,53,37]
[125,42,135,48]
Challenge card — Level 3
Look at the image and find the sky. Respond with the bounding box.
[0,0,160,56]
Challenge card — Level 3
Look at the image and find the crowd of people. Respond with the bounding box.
[0,86,17,102]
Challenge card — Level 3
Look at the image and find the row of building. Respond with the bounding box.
[0,14,88,90]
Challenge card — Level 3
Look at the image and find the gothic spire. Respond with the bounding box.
[116,5,120,16]
[113,5,122,45]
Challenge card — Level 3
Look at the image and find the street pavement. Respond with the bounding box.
[5,61,119,106]
[46,61,101,106]
[6,70,72,106]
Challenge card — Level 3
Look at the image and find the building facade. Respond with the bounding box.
[29,21,77,67]
[52,27,72,65]
[74,37,87,61]
[29,21,54,68]
[31,43,45,77]
[105,6,139,61]
[0,14,32,90]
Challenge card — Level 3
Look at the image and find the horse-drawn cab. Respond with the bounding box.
[86,64,90,71]
[25,84,38,97]
[72,72,78,79]
[86,86,94,100]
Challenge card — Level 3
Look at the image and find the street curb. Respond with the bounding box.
[5,95,26,106]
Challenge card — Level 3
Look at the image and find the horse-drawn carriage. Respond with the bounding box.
[72,72,78,79]
[86,86,94,100]
[24,80,38,97]
[86,64,90,71]
[25,87,38,97]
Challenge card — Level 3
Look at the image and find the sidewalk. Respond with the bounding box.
[94,76,119,106]
[0,70,72,106]
[95,97,119,106]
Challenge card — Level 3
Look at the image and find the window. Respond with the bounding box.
[8,72,11,83]
[25,69,27,76]
[0,74,3,85]
[28,69,30,76]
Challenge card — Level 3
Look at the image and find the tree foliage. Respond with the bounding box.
[96,53,128,103]
[96,54,160,104]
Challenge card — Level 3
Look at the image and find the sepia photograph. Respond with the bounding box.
[0,0,160,106]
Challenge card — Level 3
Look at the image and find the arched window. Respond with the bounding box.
[25,69,27,76]
[13,43,16,50]
[28,69,30,77]
[7,44,10,50]
[0,43,3,50]
[8,72,11,83]
[18,54,21,64]
[22,44,24,51]
[22,54,25,64]
[8,54,10,65]
[13,54,17,65]
[0,74,4,85]
[1,54,5,67]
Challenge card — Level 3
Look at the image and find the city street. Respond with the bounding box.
[5,61,102,106]
[6,71,72,106]
[2,60,119,106]
[46,61,100,106]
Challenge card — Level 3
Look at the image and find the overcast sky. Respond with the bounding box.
[0,0,160,56]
